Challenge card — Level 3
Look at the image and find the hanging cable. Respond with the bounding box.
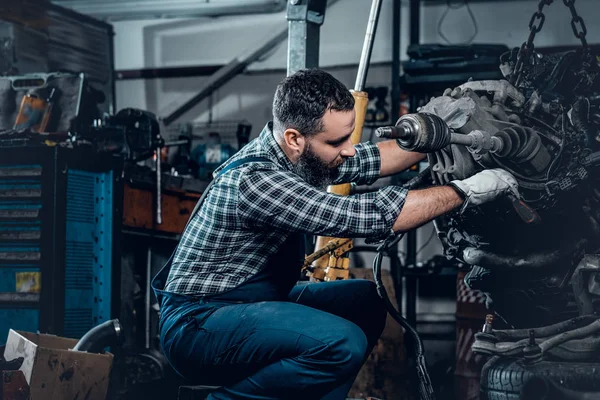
[373,232,436,400]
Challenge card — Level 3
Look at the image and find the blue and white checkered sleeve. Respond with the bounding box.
[333,142,381,186]
[238,170,407,239]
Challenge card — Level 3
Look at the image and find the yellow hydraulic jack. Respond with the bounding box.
[301,2,438,399]
[308,0,382,282]
[302,238,353,280]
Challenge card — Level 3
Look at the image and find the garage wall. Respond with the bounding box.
[113,0,599,130]
[114,0,599,71]
[111,0,598,264]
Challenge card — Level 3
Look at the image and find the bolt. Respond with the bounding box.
[523,329,542,362]
[482,314,494,333]
[528,329,535,345]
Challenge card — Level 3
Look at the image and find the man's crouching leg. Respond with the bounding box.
[288,280,388,399]
[163,300,370,400]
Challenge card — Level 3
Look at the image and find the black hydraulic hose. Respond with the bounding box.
[404,166,432,190]
[373,234,436,400]
[582,151,600,167]
[462,237,586,271]
[73,319,122,353]
[571,97,596,149]
[462,247,564,270]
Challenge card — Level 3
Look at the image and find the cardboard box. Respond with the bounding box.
[3,330,113,400]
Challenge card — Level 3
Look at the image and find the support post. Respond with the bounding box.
[407,0,420,332]
[286,0,328,76]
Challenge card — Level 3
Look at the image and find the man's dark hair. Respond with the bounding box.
[272,69,354,138]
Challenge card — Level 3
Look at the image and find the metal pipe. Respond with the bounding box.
[354,0,384,91]
[406,231,417,327]
[145,247,152,349]
[156,147,162,225]
[410,0,420,45]
[540,320,600,354]
[73,319,121,353]
[108,24,116,113]
[163,139,190,148]
[162,59,246,126]
[493,316,598,341]
[450,133,474,146]
[116,65,223,80]
[391,0,401,124]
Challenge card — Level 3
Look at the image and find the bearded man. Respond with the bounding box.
[152,69,518,400]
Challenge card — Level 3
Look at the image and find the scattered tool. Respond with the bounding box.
[14,88,56,133]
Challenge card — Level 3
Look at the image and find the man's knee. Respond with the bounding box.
[356,280,387,331]
[327,324,369,377]
[369,280,387,313]
[360,279,385,306]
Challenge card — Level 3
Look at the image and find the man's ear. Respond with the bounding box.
[283,128,306,154]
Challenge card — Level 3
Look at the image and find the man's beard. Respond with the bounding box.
[292,144,339,189]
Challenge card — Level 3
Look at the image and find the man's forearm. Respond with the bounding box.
[392,186,463,232]
[377,140,426,177]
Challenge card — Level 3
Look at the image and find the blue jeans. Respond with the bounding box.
[158,279,387,400]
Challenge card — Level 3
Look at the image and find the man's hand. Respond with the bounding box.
[449,169,519,212]
[391,168,519,233]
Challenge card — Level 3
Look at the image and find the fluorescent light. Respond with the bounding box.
[53,0,286,21]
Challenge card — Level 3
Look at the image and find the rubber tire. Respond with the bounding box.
[480,356,600,400]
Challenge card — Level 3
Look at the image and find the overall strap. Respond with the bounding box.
[219,156,272,176]
[151,156,272,299]
[183,156,271,233]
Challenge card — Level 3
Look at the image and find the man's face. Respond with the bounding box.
[293,109,356,188]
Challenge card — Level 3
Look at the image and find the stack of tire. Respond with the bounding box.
[480,356,600,400]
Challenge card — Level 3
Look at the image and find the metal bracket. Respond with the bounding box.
[286,0,329,76]
[571,254,600,315]
[162,32,287,126]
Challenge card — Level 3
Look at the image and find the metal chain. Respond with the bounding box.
[511,0,590,86]
[563,0,588,48]
[511,0,554,86]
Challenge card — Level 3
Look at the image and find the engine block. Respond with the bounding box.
[417,49,600,327]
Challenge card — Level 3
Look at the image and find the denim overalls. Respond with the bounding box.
[151,156,302,372]
[150,157,387,400]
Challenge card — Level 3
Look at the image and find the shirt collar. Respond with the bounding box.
[259,122,294,171]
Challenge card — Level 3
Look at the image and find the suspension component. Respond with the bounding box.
[376,113,505,157]
[375,113,452,152]
[495,126,552,172]
[377,114,552,175]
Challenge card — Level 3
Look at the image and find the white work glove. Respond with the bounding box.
[449,168,520,213]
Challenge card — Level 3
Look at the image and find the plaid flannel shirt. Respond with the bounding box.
[164,122,408,296]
